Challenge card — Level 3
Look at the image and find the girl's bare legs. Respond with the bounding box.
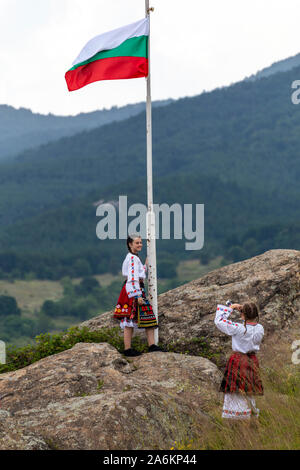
[124,326,134,350]
[146,327,155,346]
[124,326,155,350]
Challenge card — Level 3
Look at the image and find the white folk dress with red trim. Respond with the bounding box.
[215,304,264,420]
[120,253,147,329]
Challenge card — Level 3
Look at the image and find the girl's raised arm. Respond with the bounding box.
[214,304,244,336]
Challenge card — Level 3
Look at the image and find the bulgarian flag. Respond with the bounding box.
[65,18,149,91]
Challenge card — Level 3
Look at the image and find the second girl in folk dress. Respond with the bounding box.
[214,302,264,421]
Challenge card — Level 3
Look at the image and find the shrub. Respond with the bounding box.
[75,277,101,296]
[0,326,147,374]
[0,295,21,316]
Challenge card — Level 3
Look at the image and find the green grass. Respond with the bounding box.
[0,279,64,313]
[176,256,225,282]
[170,361,300,450]
[166,336,223,366]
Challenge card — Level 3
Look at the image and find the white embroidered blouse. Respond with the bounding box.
[214,304,264,354]
[122,252,147,298]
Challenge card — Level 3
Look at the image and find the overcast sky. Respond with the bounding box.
[1,0,300,116]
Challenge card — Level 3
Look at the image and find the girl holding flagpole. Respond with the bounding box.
[113,234,163,357]
[214,302,264,421]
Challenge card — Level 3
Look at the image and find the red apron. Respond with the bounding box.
[113,280,158,329]
[114,280,135,319]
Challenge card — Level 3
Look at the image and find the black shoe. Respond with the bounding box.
[124,348,142,357]
[148,344,166,353]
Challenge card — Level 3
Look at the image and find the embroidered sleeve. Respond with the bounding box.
[126,255,142,298]
[214,304,244,336]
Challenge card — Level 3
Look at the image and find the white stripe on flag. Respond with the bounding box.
[72,17,149,66]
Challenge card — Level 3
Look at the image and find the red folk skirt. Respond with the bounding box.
[113,280,158,329]
[220,351,264,395]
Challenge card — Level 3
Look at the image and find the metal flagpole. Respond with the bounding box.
[145,0,158,344]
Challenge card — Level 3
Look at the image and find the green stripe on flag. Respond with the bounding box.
[69,35,148,71]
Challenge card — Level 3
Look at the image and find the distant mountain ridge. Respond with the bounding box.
[245,52,300,81]
[2,50,300,160]
[0,99,173,160]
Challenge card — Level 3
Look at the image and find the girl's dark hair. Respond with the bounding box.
[241,302,259,334]
[127,234,142,258]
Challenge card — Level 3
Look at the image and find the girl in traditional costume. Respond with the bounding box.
[114,234,162,357]
[214,302,264,420]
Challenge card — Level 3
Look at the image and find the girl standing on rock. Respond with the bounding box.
[214,302,264,421]
[113,234,163,357]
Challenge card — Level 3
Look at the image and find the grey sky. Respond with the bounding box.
[0,0,299,115]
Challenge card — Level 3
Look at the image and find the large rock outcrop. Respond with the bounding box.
[0,343,221,450]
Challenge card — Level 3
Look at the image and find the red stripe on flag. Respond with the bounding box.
[65,56,149,91]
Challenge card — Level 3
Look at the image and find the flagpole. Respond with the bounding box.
[145,1,158,344]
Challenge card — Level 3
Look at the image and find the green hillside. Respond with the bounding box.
[0,64,299,278]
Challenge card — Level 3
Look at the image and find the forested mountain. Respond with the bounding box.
[0,63,299,279]
[246,52,300,81]
[0,171,297,280]
[0,99,172,160]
